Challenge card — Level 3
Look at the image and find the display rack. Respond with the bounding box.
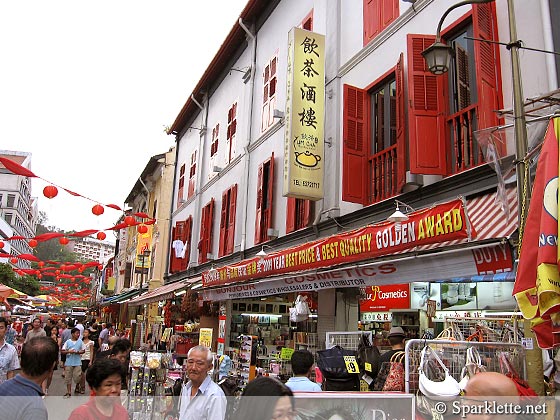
[174,330,199,356]
[231,334,255,391]
[325,331,372,351]
[128,351,172,420]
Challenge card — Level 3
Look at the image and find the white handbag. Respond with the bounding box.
[459,347,486,390]
[418,346,461,400]
[289,294,310,322]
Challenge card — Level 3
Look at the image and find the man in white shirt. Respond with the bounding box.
[285,349,322,392]
[180,345,226,420]
[75,318,84,340]
[0,317,20,384]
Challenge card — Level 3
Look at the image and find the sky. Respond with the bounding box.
[0,0,248,238]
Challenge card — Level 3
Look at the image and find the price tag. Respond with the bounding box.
[281,347,295,360]
[364,362,372,372]
[343,355,360,373]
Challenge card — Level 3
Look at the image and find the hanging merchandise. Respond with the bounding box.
[498,352,538,396]
[418,346,461,400]
[289,294,311,322]
[458,347,486,390]
[317,345,360,391]
[356,332,381,387]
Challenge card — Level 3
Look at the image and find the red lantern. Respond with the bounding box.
[28,239,38,248]
[98,264,103,270]
[92,204,105,216]
[9,257,18,264]
[37,274,42,279]
[78,266,84,272]
[38,261,45,267]
[96,232,106,240]
[0,241,4,249]
[124,215,136,226]
[55,270,60,275]
[137,224,148,234]
[59,237,69,245]
[43,185,58,199]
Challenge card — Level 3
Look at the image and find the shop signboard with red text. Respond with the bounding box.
[203,199,472,287]
[359,284,410,312]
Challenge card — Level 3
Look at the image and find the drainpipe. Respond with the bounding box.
[239,18,257,252]
[540,0,558,90]
[194,93,209,263]
[165,145,179,279]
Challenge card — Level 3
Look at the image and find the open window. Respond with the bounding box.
[255,153,274,244]
[219,184,238,257]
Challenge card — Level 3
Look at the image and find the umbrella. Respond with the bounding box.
[9,288,27,299]
[36,295,62,306]
[0,284,15,299]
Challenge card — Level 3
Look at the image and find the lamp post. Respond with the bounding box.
[422,0,542,394]
[421,0,529,236]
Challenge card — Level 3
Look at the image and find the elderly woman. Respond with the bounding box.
[68,358,128,420]
[231,376,295,420]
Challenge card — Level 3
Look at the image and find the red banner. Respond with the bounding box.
[360,284,410,311]
[203,199,471,287]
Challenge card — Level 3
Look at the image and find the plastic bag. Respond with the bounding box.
[289,294,310,322]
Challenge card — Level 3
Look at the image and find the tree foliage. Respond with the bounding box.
[0,263,40,296]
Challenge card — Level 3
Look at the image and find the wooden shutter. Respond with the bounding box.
[226,184,237,254]
[177,164,185,205]
[218,190,228,257]
[302,199,311,228]
[382,0,399,27]
[407,34,447,175]
[180,217,192,271]
[342,84,368,204]
[171,221,186,273]
[455,44,471,110]
[473,2,503,152]
[286,197,296,234]
[265,153,275,240]
[207,199,214,257]
[395,53,406,192]
[198,205,207,263]
[255,162,264,244]
[170,226,178,273]
[363,0,380,45]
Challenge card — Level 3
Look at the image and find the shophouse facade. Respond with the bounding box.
[164,0,559,353]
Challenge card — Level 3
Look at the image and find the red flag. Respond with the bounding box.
[514,117,560,348]
[0,157,37,178]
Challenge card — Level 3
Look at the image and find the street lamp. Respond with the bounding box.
[141,249,151,289]
[421,0,529,234]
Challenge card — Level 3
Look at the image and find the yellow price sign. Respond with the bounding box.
[364,362,372,372]
[343,355,360,374]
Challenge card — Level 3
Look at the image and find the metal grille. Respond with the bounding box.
[404,339,526,393]
[444,316,523,343]
[325,331,372,351]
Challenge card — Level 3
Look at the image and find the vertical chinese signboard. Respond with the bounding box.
[283,27,325,200]
[135,225,153,272]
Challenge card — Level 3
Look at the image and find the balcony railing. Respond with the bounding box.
[368,143,398,204]
[447,104,482,174]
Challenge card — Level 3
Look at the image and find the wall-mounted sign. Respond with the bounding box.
[426,300,437,318]
[361,312,393,322]
[135,225,153,270]
[199,328,213,349]
[359,284,410,312]
[203,199,470,287]
[283,27,325,201]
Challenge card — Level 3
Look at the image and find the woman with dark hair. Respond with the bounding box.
[231,376,295,420]
[67,358,128,420]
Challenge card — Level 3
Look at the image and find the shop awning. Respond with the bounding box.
[100,288,144,306]
[127,277,199,306]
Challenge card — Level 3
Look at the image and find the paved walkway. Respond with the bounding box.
[47,366,91,397]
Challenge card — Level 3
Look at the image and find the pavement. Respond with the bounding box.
[46,365,91,397]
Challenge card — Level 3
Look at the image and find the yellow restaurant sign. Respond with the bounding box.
[283,27,325,201]
[135,225,153,269]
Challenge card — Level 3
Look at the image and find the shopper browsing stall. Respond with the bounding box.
[61,327,85,398]
[285,350,321,392]
[179,345,227,420]
[378,327,406,364]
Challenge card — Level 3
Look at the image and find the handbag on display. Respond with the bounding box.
[381,351,406,392]
[289,294,311,322]
[436,323,464,341]
[418,346,461,400]
[317,345,360,391]
[499,352,537,396]
[458,346,486,390]
[356,333,381,382]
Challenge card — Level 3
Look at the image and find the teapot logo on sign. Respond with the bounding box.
[360,284,410,312]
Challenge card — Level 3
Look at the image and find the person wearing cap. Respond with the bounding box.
[378,326,406,364]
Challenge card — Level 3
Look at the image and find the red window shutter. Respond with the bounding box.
[342,84,368,204]
[254,162,264,244]
[286,197,296,234]
[363,0,380,45]
[264,153,275,240]
[180,217,191,271]
[302,199,311,228]
[407,34,447,175]
[218,190,228,257]
[198,205,207,263]
[382,0,399,27]
[172,221,187,273]
[226,184,237,254]
[396,53,406,192]
[170,226,178,273]
[207,198,214,255]
[473,2,503,153]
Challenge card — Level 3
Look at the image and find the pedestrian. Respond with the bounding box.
[231,376,295,420]
[75,317,85,340]
[24,317,46,343]
[5,318,16,346]
[0,336,58,420]
[88,322,100,353]
[0,316,20,384]
[67,358,129,420]
[78,328,95,394]
[61,327,85,398]
[58,319,69,373]
[96,335,119,360]
[98,322,111,350]
[179,345,227,420]
[378,326,406,364]
[43,318,55,337]
[285,349,321,392]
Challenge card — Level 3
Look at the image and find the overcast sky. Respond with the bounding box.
[0,0,247,237]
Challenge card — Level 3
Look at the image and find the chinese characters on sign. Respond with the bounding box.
[283,27,325,200]
[135,225,152,271]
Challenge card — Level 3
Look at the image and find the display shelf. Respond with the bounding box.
[176,331,200,334]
